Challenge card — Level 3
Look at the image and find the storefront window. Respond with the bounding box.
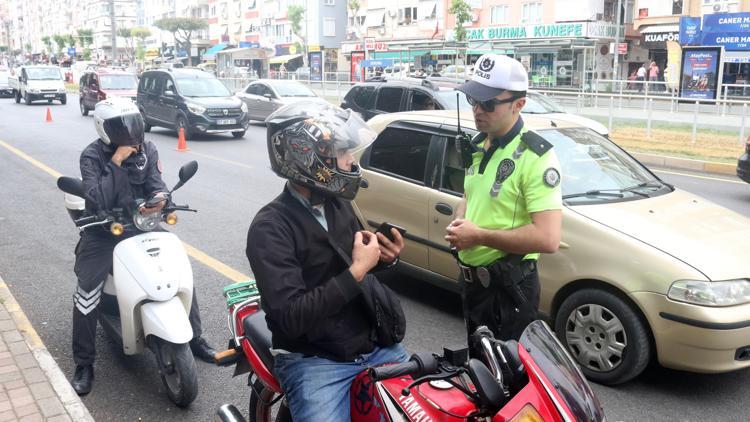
[529,52,555,87]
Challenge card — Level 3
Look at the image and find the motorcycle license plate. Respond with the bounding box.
[217,118,236,125]
[44,94,56,98]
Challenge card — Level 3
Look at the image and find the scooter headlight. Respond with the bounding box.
[133,211,161,231]
[165,213,178,225]
[110,222,124,236]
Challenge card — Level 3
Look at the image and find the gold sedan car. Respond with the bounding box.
[353,110,750,385]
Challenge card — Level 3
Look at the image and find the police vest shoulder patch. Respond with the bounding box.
[543,167,560,188]
[521,131,553,157]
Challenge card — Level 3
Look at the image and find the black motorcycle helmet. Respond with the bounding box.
[265,102,376,201]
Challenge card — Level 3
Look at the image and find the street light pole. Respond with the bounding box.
[110,0,117,65]
[305,0,309,68]
[612,0,623,80]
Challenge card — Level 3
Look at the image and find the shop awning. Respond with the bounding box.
[371,50,430,61]
[640,24,680,34]
[431,49,457,55]
[270,54,302,64]
[202,43,227,60]
[366,9,386,27]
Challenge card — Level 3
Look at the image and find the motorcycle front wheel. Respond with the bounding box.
[248,377,291,422]
[153,338,199,407]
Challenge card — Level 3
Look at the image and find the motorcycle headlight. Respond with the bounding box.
[186,102,206,115]
[668,279,750,307]
[240,102,248,113]
[133,211,162,231]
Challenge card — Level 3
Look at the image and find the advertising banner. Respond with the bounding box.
[679,47,723,100]
[679,16,702,47]
[351,51,365,83]
[310,51,323,81]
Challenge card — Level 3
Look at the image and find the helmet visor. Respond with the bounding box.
[103,113,144,146]
[267,102,377,158]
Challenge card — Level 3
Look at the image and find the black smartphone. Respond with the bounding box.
[376,222,406,242]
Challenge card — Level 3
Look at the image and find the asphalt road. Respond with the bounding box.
[0,95,748,421]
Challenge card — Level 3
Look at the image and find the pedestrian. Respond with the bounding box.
[246,102,408,420]
[649,61,660,91]
[636,63,647,92]
[69,98,216,395]
[279,63,287,78]
[447,54,563,343]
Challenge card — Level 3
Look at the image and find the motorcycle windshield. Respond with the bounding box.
[520,321,605,422]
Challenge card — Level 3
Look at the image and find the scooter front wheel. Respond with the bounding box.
[153,338,199,407]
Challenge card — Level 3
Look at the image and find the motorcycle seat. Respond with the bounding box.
[243,310,275,371]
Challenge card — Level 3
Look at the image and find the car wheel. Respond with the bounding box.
[554,288,650,385]
[80,100,88,116]
[60,95,67,105]
[14,91,20,104]
[232,130,245,139]
[24,93,31,105]
[177,116,193,140]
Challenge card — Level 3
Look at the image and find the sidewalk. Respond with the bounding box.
[0,276,93,422]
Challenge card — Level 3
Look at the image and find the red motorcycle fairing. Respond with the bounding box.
[232,303,283,393]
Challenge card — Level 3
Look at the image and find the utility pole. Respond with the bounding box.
[305,0,309,68]
[612,0,623,80]
[110,0,117,65]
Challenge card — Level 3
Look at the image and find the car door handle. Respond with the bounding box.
[435,203,453,215]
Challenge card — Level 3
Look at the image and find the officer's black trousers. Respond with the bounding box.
[72,231,203,366]
[461,265,540,344]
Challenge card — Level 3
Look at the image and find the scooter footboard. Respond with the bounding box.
[141,297,194,345]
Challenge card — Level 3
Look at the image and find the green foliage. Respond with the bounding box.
[82,48,92,61]
[77,29,94,47]
[117,27,133,38]
[0,46,8,53]
[131,27,152,41]
[42,36,53,53]
[287,5,305,40]
[153,17,207,65]
[52,35,66,52]
[24,43,32,52]
[449,0,472,43]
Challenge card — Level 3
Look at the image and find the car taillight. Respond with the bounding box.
[745,136,750,153]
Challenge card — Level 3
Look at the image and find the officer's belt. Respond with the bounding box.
[457,255,536,285]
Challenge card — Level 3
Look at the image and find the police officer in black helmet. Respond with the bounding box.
[70,98,216,395]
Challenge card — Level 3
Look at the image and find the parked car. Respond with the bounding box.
[342,80,608,136]
[440,64,473,79]
[0,70,13,98]
[8,65,67,105]
[79,68,138,116]
[353,110,750,385]
[383,63,410,79]
[136,68,249,139]
[236,79,328,122]
[738,135,750,184]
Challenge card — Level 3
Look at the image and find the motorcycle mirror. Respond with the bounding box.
[171,160,199,192]
[57,176,86,198]
[467,358,506,410]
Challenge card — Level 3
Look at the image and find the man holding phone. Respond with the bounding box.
[445,54,562,342]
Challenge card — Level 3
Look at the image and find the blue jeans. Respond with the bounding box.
[274,344,408,421]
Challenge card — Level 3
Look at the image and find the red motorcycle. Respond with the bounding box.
[214,281,605,422]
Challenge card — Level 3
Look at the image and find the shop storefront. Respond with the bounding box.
[451,21,623,89]
[638,24,679,83]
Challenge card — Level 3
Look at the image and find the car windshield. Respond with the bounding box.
[434,90,473,112]
[539,127,668,203]
[26,68,62,80]
[523,92,566,114]
[99,74,138,90]
[0,72,8,83]
[273,83,316,97]
[175,77,231,97]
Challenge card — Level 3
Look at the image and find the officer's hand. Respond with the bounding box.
[350,231,381,282]
[445,219,482,251]
[139,192,167,215]
[376,228,404,264]
[112,145,138,167]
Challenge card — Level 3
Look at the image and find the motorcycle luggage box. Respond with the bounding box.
[65,192,85,221]
[243,310,275,371]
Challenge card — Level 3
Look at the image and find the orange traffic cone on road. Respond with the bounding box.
[176,127,190,152]
[45,107,53,123]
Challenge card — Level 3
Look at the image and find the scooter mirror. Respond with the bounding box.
[57,176,86,198]
[172,160,199,192]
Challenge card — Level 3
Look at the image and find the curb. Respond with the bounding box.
[0,276,94,422]
[630,151,737,176]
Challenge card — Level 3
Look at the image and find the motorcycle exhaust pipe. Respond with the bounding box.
[215,404,246,422]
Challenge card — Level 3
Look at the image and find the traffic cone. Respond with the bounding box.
[45,107,53,123]
[176,127,190,152]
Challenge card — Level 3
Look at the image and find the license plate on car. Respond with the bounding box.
[44,94,56,98]
[216,119,236,125]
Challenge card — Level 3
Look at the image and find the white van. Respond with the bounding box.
[9,65,67,105]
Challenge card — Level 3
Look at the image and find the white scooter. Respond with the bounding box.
[58,161,200,407]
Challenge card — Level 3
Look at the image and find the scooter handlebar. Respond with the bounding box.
[369,353,438,381]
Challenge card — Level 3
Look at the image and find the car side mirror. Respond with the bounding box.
[263,93,273,99]
[164,90,175,97]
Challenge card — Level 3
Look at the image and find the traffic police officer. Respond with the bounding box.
[445,54,562,342]
[70,98,216,395]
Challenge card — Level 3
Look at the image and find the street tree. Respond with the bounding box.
[42,36,53,54]
[153,17,207,66]
[77,29,94,48]
[131,28,152,62]
[117,27,135,63]
[347,0,363,44]
[287,5,307,67]
[449,0,472,43]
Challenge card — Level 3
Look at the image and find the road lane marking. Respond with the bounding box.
[652,168,745,185]
[0,139,253,283]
